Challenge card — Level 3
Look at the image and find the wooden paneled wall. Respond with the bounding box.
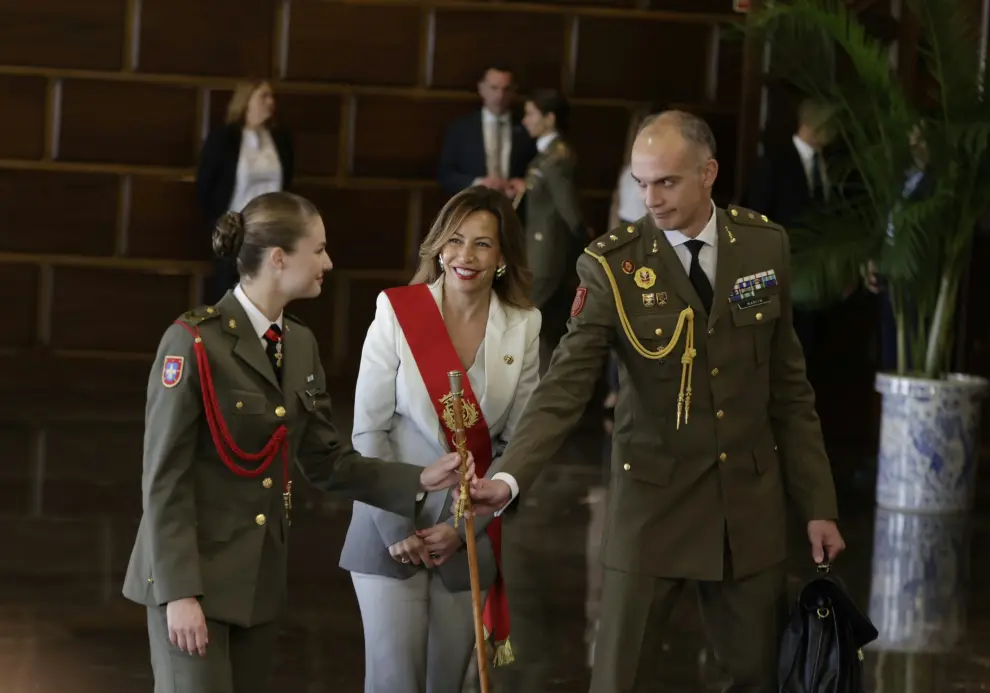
[0,0,747,392]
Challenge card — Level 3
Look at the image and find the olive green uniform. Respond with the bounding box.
[122,291,424,693]
[496,207,839,692]
[521,136,585,369]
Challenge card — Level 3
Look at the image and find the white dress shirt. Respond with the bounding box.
[230,128,283,213]
[535,132,557,153]
[482,108,512,179]
[233,283,283,349]
[616,164,648,223]
[661,201,719,289]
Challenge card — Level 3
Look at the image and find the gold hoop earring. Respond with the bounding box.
[495,264,507,278]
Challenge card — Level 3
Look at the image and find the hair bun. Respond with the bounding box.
[212,210,245,259]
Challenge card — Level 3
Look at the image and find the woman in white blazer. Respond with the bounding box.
[339,186,541,693]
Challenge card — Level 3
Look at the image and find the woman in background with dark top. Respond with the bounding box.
[196,80,294,304]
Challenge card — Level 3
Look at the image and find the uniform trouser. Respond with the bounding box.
[146,606,279,693]
[590,563,789,693]
[351,570,484,693]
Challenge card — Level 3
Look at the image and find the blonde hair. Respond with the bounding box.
[411,187,533,310]
[225,80,272,126]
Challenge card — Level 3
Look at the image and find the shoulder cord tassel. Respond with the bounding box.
[583,250,696,429]
[175,321,292,521]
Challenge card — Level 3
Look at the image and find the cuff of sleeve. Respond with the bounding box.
[491,472,519,517]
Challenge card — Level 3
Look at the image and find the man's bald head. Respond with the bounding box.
[634,110,717,166]
[629,110,719,236]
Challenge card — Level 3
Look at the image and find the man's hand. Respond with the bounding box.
[459,478,512,516]
[807,520,846,564]
[166,597,208,656]
[477,176,507,191]
[420,452,474,492]
[389,534,434,568]
[417,524,463,566]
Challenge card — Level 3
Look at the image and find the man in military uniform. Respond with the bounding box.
[510,88,586,371]
[474,111,846,692]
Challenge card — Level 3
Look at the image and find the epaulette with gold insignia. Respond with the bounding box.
[586,222,640,257]
[726,205,784,231]
[178,305,222,325]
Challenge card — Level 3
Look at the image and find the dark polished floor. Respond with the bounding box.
[2,394,989,693]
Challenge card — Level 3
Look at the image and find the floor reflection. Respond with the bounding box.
[1,402,989,693]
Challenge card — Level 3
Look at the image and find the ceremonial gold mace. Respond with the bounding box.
[447,370,491,693]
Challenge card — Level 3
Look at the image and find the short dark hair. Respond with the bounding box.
[639,110,717,160]
[480,64,513,81]
[526,88,571,134]
[212,192,320,278]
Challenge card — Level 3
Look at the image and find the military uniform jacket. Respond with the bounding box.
[497,206,839,581]
[122,291,423,627]
[522,136,585,310]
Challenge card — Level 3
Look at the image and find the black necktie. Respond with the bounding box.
[811,152,825,203]
[263,323,283,380]
[684,239,713,314]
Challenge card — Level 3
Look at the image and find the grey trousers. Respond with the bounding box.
[146,606,279,693]
[351,570,485,693]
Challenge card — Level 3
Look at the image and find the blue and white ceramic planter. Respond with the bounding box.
[875,373,988,512]
[868,508,971,653]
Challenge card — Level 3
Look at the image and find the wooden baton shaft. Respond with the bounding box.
[447,371,490,693]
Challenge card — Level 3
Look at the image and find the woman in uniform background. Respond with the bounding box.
[339,186,541,692]
[507,89,586,374]
[196,80,295,304]
[122,191,471,693]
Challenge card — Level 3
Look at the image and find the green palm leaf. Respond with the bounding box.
[748,0,990,377]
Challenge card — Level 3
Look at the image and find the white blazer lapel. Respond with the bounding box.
[480,293,517,431]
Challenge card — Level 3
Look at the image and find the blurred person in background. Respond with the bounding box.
[438,65,537,199]
[197,80,295,304]
[508,88,586,374]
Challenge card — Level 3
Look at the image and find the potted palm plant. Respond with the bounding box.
[749,0,989,512]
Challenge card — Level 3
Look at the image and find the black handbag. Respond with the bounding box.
[777,563,878,693]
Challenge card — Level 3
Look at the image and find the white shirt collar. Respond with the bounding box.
[482,108,509,124]
[536,132,558,153]
[662,201,719,248]
[792,134,817,163]
[233,283,283,339]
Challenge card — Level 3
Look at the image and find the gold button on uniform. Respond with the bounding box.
[711,367,719,377]
[623,463,631,471]
[716,410,724,419]
[255,514,266,526]
[275,406,286,417]
[263,478,273,489]
[236,401,243,409]
[755,312,764,321]
[654,328,663,336]
[719,453,727,462]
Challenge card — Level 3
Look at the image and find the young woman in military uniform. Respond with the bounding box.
[507,89,587,373]
[122,191,472,693]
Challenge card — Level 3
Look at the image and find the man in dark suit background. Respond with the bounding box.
[743,98,835,375]
[437,65,538,199]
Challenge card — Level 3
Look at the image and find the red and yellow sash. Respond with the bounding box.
[384,283,514,666]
